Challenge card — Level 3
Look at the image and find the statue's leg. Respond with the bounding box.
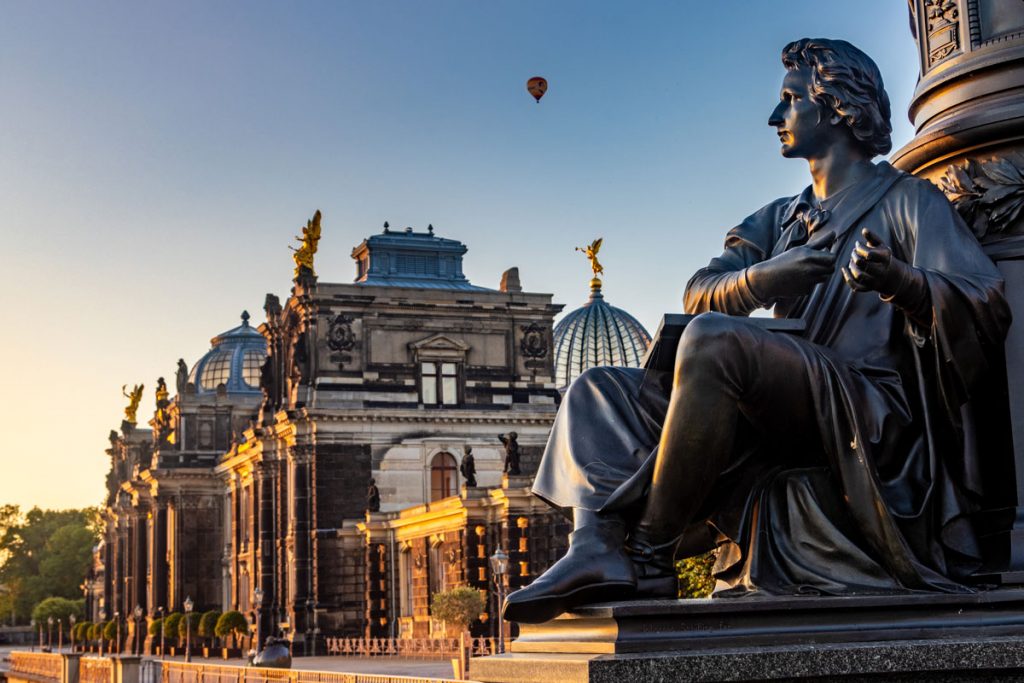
[629,313,824,562]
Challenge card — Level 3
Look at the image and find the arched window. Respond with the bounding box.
[430,452,458,501]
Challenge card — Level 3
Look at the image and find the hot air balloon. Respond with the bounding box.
[527,76,548,103]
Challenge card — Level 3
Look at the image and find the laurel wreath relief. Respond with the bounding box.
[938,153,1024,239]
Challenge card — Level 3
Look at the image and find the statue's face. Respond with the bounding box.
[768,67,836,160]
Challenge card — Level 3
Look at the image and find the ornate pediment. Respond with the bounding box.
[408,333,471,361]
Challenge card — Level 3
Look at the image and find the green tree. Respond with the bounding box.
[0,506,99,623]
[430,587,485,634]
[89,622,104,642]
[198,610,221,645]
[178,612,201,640]
[163,612,182,644]
[214,611,248,648]
[74,621,92,643]
[148,618,163,637]
[31,597,83,628]
[676,551,716,599]
[103,620,117,643]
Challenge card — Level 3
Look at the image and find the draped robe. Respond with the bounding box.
[532,162,1011,595]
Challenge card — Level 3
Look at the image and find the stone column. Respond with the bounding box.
[153,504,169,613]
[291,448,312,633]
[257,463,275,639]
[894,0,1024,584]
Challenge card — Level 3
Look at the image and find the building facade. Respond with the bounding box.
[97,223,580,649]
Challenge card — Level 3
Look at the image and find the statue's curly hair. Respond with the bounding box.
[782,38,892,157]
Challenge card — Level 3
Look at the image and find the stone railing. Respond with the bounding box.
[324,637,496,659]
[9,652,64,681]
[157,661,467,683]
[79,656,115,683]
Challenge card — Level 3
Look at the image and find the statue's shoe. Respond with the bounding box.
[502,525,637,624]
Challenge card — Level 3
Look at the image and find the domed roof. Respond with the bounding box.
[553,279,652,390]
[187,311,267,395]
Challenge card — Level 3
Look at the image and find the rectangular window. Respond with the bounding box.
[421,362,460,406]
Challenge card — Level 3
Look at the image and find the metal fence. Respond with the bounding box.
[9,652,63,681]
[323,638,496,659]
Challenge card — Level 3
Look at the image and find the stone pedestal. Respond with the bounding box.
[473,592,1024,682]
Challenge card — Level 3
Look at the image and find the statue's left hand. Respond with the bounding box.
[841,228,908,296]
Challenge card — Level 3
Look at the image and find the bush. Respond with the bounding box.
[74,621,92,642]
[31,597,83,626]
[163,612,182,642]
[676,551,716,599]
[178,612,201,639]
[89,622,104,641]
[198,610,221,640]
[214,611,248,641]
[103,620,117,642]
[148,618,163,637]
[430,587,485,631]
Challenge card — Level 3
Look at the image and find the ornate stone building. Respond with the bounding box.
[98,222,582,648]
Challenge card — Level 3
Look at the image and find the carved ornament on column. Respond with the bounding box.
[938,152,1024,239]
[924,0,960,67]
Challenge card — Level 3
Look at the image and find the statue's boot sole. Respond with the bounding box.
[502,579,636,624]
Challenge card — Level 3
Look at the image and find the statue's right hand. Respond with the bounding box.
[746,230,837,301]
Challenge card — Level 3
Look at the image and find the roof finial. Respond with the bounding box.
[428,223,434,235]
[383,221,390,233]
[241,310,250,326]
[575,238,605,297]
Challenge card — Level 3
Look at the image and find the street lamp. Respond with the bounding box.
[305,598,315,657]
[157,607,165,659]
[31,619,38,652]
[133,605,143,655]
[489,548,509,655]
[69,614,76,653]
[57,618,63,652]
[252,588,264,653]
[47,616,54,651]
[183,596,194,663]
[114,612,120,655]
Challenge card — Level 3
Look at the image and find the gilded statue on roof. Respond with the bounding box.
[122,383,144,424]
[575,238,604,280]
[291,210,322,278]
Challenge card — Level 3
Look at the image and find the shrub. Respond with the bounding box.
[214,611,248,645]
[89,622,104,641]
[198,610,221,641]
[163,612,183,642]
[430,587,485,632]
[103,620,117,642]
[676,551,716,599]
[31,597,83,625]
[73,621,92,642]
[178,612,201,639]
[148,618,163,637]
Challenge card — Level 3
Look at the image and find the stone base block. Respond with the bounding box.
[473,590,1024,682]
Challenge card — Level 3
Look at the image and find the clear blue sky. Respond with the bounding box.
[0,1,920,510]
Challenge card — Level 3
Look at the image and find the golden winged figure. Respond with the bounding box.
[290,210,322,278]
[575,238,604,278]
[122,383,144,424]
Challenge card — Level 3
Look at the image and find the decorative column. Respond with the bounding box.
[894,0,1024,583]
[290,447,313,634]
[257,464,275,640]
[154,503,169,614]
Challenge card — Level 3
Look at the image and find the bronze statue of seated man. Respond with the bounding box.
[503,38,1011,625]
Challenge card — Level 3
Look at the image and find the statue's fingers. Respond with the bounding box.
[841,266,869,291]
[861,227,886,247]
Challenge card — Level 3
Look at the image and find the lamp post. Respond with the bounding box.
[489,548,509,655]
[253,588,263,653]
[47,616,54,651]
[184,596,194,663]
[304,598,314,657]
[133,605,143,655]
[57,618,63,652]
[157,607,165,659]
[31,619,37,652]
[69,614,76,653]
[114,612,120,655]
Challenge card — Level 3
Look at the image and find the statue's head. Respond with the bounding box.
[776,38,892,158]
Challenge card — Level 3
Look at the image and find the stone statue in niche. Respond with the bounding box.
[460,447,478,487]
[176,359,188,396]
[499,432,522,476]
[366,478,381,513]
[503,38,1011,625]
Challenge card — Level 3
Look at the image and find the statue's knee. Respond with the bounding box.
[566,366,616,399]
[675,312,742,379]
